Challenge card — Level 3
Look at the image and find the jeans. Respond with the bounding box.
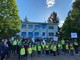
[42,49,45,55]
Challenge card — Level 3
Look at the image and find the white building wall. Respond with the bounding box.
[18,22,58,39]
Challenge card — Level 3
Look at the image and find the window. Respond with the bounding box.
[28,25,33,29]
[34,32,39,37]
[22,24,26,29]
[21,32,26,37]
[49,32,54,36]
[49,26,54,29]
[35,25,40,29]
[41,24,47,29]
[42,32,45,36]
[28,32,33,37]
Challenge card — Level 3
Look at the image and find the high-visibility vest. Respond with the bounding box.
[66,44,69,50]
[58,44,62,49]
[74,42,78,46]
[13,40,17,45]
[28,47,32,54]
[50,45,53,50]
[20,48,25,55]
[32,45,37,51]
[17,40,21,46]
[50,42,52,45]
[49,42,52,46]
[42,44,45,49]
[53,45,57,51]
[45,45,49,50]
[61,40,65,45]
[38,46,41,51]
[70,44,74,50]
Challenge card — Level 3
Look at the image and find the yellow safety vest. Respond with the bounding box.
[18,40,21,46]
[66,44,69,50]
[74,42,78,46]
[32,46,36,51]
[61,40,65,45]
[50,42,52,45]
[58,44,62,49]
[53,46,57,51]
[50,45,53,50]
[38,46,41,51]
[45,45,49,50]
[13,40,17,45]
[20,48,25,55]
[28,47,32,54]
[42,44,45,49]
[70,44,74,50]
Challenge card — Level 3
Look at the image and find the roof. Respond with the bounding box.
[22,21,58,25]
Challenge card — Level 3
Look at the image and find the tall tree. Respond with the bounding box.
[61,0,80,39]
[23,17,29,22]
[0,0,21,39]
[47,12,59,23]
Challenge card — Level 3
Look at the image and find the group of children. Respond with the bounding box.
[15,38,79,60]
[0,38,80,60]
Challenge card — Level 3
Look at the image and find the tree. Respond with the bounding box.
[47,12,59,23]
[61,0,80,39]
[23,17,29,22]
[0,0,21,39]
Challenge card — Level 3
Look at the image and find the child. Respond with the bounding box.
[70,43,74,55]
[65,43,69,55]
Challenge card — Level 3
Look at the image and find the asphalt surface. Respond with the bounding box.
[7,54,80,60]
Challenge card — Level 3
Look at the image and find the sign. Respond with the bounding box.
[11,37,14,41]
[71,33,78,38]
[54,36,58,41]
[32,37,35,42]
[43,39,46,44]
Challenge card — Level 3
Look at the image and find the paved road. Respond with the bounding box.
[7,54,80,60]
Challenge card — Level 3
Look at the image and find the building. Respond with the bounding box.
[18,21,58,39]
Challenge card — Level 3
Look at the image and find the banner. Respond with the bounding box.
[54,36,58,41]
[32,37,35,42]
[43,39,46,44]
[71,33,78,38]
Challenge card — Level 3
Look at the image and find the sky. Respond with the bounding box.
[16,0,75,27]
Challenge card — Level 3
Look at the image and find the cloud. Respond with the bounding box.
[59,20,64,27]
[72,0,75,3]
[46,0,55,8]
[71,0,75,4]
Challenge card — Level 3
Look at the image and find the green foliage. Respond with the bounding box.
[61,0,80,39]
[47,12,59,23]
[0,0,21,39]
